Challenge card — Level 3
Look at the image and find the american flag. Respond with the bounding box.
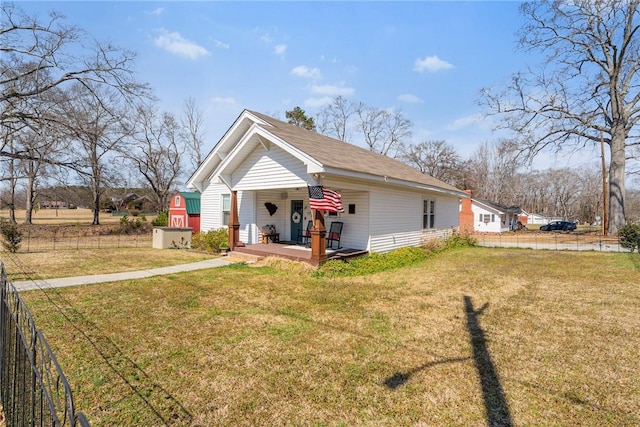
[308,185,344,213]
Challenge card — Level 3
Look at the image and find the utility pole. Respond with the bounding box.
[600,132,608,236]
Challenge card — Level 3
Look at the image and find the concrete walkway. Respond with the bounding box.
[11,258,233,292]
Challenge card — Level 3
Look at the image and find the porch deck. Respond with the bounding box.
[232,241,368,266]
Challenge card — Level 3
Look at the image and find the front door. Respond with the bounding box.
[291,199,303,242]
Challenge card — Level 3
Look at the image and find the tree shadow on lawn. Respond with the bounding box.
[383,296,513,427]
[463,296,513,427]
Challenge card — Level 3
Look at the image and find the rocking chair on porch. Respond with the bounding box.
[326,221,343,250]
[298,220,313,247]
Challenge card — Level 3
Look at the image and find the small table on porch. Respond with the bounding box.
[261,233,280,244]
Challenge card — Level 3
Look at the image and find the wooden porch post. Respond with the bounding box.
[228,190,240,250]
[310,209,327,264]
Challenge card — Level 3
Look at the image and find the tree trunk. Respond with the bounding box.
[24,176,34,225]
[608,132,626,235]
[8,159,17,224]
[92,189,101,225]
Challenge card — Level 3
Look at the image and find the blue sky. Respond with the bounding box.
[18,1,599,170]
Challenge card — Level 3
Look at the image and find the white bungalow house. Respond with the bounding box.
[460,195,521,233]
[186,110,468,263]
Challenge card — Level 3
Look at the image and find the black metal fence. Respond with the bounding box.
[0,263,90,426]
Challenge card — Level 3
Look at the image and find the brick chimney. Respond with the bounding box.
[459,189,474,234]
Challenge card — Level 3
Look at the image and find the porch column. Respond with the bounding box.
[228,190,240,250]
[310,209,327,264]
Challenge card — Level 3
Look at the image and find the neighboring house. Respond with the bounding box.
[186,110,468,260]
[460,193,521,233]
[168,191,201,233]
[527,213,562,225]
[112,193,156,213]
[40,201,68,209]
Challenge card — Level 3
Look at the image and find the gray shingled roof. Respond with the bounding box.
[248,110,465,195]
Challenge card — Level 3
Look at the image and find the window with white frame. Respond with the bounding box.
[175,195,181,207]
[423,199,436,229]
[482,214,491,223]
[222,194,230,226]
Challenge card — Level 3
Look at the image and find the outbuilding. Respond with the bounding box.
[168,191,201,233]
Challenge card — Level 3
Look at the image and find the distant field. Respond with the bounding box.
[0,209,122,224]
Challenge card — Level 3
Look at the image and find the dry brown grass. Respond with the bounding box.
[1,248,214,281]
[0,209,124,225]
[20,248,640,426]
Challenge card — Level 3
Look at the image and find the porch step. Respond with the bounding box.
[327,249,369,261]
[226,250,264,264]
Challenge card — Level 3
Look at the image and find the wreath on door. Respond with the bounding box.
[291,211,302,224]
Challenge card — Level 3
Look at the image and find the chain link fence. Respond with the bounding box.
[18,228,152,252]
[473,232,629,252]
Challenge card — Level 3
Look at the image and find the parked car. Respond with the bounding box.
[540,221,577,231]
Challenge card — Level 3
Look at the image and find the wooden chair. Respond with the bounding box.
[326,221,343,249]
[298,220,313,247]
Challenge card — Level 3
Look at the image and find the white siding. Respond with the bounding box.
[326,190,369,250]
[436,194,461,229]
[200,181,227,232]
[238,191,256,243]
[256,190,291,241]
[369,187,460,253]
[233,145,309,191]
[471,204,503,233]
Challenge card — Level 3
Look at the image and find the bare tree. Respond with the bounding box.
[466,139,522,204]
[15,126,63,224]
[1,3,147,159]
[181,97,205,172]
[316,96,357,142]
[60,83,132,225]
[481,0,640,234]
[400,140,463,185]
[355,105,412,157]
[0,130,18,223]
[128,104,185,212]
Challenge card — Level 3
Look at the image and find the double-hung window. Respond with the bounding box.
[222,194,230,226]
[423,199,436,229]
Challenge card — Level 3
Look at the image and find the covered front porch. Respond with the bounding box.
[232,241,368,266]
[227,185,369,264]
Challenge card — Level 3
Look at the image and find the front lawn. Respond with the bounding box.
[22,248,640,426]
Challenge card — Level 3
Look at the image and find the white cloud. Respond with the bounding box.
[274,44,287,55]
[291,65,322,79]
[212,96,236,105]
[213,39,230,49]
[260,33,273,43]
[305,96,333,107]
[310,84,355,96]
[397,93,423,103]
[414,55,454,73]
[446,113,490,131]
[154,29,210,60]
[150,7,164,15]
